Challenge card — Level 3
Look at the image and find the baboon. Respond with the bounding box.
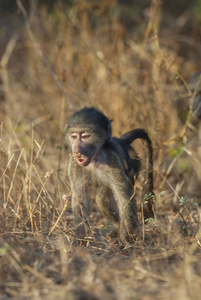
[66,107,154,244]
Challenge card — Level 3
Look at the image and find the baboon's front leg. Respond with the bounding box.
[68,159,90,239]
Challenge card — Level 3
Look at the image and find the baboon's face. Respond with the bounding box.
[67,129,104,167]
[66,107,112,167]
[69,131,92,166]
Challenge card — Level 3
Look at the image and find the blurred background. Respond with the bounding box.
[1,1,201,298]
[1,0,201,204]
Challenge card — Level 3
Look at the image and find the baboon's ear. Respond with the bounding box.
[108,119,113,138]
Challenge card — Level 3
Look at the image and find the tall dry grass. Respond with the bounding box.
[0,1,201,299]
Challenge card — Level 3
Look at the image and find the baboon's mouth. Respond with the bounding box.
[76,155,89,166]
[72,152,90,166]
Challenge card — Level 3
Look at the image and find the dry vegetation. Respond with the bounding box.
[1,0,201,299]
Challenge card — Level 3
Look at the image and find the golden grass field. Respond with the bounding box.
[1,1,201,299]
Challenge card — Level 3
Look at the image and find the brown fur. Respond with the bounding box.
[66,107,154,244]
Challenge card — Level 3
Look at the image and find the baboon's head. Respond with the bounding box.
[66,107,112,166]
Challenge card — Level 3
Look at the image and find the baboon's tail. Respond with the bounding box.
[121,128,155,220]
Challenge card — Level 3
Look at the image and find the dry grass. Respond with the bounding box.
[1,1,201,299]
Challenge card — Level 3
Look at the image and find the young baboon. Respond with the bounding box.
[66,107,154,244]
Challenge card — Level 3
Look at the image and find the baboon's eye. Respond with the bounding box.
[82,133,90,140]
[70,133,77,140]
